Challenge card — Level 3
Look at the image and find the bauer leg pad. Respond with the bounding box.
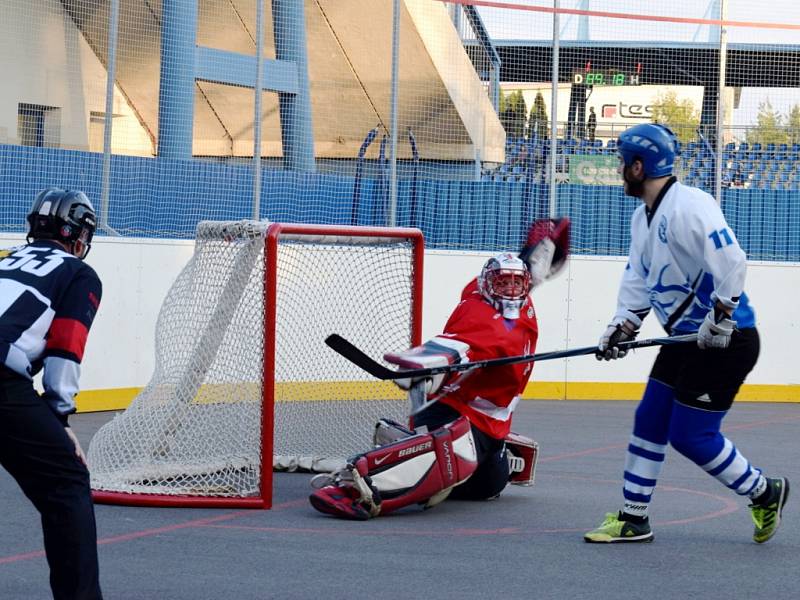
[309,416,478,519]
[505,431,539,486]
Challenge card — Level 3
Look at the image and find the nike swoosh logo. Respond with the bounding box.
[374,454,391,465]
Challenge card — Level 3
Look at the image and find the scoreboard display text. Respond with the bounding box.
[572,71,641,86]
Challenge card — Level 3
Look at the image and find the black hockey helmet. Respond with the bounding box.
[27,188,97,256]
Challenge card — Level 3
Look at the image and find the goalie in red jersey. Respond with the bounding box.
[309,218,570,520]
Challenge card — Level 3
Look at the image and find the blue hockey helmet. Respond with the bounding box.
[617,123,679,178]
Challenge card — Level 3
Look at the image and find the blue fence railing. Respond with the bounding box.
[1,145,798,261]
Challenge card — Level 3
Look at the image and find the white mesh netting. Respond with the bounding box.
[88,220,420,500]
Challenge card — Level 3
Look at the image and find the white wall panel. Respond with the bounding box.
[1,234,796,394]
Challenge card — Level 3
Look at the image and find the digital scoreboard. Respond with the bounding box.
[572,63,643,86]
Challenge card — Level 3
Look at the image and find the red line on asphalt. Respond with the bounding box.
[0,499,306,565]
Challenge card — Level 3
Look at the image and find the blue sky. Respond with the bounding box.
[477,0,800,45]
[474,1,800,126]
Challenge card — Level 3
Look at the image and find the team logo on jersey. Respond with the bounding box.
[527,305,535,318]
[658,215,668,243]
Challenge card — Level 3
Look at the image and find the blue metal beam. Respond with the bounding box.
[157,0,197,159]
[156,0,315,170]
[273,0,315,172]
[194,47,299,93]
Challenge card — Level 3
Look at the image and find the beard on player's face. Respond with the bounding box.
[622,163,645,198]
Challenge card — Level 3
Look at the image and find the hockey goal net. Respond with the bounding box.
[88,221,423,508]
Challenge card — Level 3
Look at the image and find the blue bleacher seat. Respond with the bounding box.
[752,142,762,152]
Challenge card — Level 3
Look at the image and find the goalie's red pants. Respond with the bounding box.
[413,402,510,500]
[0,371,103,600]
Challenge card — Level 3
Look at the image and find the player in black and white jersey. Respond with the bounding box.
[0,188,103,598]
[584,124,788,544]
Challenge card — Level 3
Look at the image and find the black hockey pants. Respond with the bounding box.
[0,369,102,600]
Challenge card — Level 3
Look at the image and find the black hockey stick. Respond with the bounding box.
[324,333,697,381]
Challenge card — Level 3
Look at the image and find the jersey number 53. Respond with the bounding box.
[0,247,65,277]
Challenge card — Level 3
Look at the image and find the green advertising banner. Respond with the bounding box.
[569,154,621,185]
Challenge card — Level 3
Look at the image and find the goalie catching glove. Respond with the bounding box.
[384,338,470,395]
[519,217,571,288]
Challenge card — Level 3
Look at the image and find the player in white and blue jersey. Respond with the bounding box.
[584,124,788,544]
[0,188,103,598]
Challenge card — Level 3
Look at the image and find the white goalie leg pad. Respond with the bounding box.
[351,416,478,516]
[505,431,539,486]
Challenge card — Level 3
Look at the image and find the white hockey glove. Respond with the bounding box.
[596,319,639,361]
[697,308,736,350]
[384,338,470,395]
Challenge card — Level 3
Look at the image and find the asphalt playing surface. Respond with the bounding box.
[1,399,797,599]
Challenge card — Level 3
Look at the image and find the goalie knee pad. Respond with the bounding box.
[505,431,539,486]
[309,416,478,519]
[372,418,415,447]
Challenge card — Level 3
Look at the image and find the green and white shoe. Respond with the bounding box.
[584,512,654,543]
[750,477,790,544]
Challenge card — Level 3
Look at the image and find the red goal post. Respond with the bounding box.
[89,221,424,508]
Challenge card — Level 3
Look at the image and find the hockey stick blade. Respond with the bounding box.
[325,333,697,381]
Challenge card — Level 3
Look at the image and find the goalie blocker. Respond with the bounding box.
[308,418,539,519]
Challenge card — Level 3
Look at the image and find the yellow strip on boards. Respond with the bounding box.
[521,381,800,402]
[76,387,141,412]
[75,381,800,413]
[74,381,405,413]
